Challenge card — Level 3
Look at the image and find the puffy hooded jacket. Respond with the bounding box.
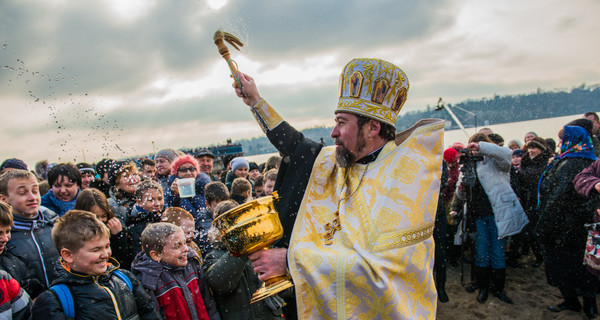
[31,260,161,320]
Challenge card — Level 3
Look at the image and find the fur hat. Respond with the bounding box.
[230,157,249,172]
[525,137,548,151]
[170,155,199,176]
[155,149,178,163]
[336,58,409,128]
[0,158,28,172]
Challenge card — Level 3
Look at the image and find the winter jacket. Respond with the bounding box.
[518,152,551,212]
[0,251,44,299]
[31,261,161,320]
[108,187,137,225]
[0,270,31,320]
[131,250,220,320]
[536,156,596,250]
[164,174,211,221]
[7,207,59,290]
[126,205,162,267]
[40,190,79,216]
[203,245,285,320]
[455,142,528,238]
[110,228,133,271]
[574,158,600,199]
[224,171,254,193]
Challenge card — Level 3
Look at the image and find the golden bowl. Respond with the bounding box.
[212,192,283,256]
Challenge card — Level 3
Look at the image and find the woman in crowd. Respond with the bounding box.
[165,155,213,256]
[74,188,130,267]
[517,137,551,267]
[450,133,527,305]
[536,124,598,318]
[107,161,141,224]
[40,163,81,216]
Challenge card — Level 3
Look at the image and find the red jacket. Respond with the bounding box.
[0,270,32,320]
[131,250,220,320]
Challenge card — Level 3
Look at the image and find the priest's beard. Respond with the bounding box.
[335,134,366,168]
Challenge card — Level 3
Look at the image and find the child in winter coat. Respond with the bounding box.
[31,210,161,320]
[131,222,220,320]
[127,180,164,262]
[0,169,59,293]
[203,201,285,320]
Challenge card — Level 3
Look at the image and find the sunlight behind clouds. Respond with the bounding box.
[205,0,228,10]
[102,0,157,21]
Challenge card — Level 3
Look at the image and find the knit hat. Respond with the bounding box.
[249,162,259,172]
[230,157,249,172]
[170,155,199,176]
[108,161,127,186]
[95,158,113,178]
[335,58,409,128]
[194,149,215,159]
[443,148,459,164]
[451,142,465,151]
[76,162,95,175]
[0,158,28,172]
[155,149,178,163]
[512,149,525,157]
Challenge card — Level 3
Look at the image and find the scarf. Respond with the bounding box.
[45,190,80,216]
[536,126,597,209]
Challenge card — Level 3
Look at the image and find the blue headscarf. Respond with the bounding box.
[536,125,597,209]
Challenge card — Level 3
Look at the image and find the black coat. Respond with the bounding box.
[265,121,323,248]
[0,251,45,298]
[535,156,595,288]
[32,262,162,320]
[517,153,550,212]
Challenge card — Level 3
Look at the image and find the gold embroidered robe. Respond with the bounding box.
[288,120,443,320]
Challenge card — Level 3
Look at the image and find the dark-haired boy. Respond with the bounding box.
[0,169,59,293]
[31,210,161,320]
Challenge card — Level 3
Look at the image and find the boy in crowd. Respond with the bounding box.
[204,200,285,320]
[131,222,220,320]
[31,210,161,319]
[0,170,59,293]
[198,181,230,255]
[262,169,278,197]
[127,180,164,263]
[253,174,264,198]
[139,158,157,182]
[0,202,45,299]
[230,178,252,205]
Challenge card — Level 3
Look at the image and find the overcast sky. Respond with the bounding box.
[1,0,599,166]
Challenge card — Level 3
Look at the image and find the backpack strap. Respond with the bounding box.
[50,284,75,319]
[112,270,133,291]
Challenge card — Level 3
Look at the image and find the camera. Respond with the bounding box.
[459,148,483,187]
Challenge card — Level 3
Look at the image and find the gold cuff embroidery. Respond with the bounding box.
[250,99,284,133]
[371,221,435,252]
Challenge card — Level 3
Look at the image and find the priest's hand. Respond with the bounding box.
[249,248,288,281]
[233,72,262,107]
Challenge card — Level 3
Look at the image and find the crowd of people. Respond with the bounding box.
[0,54,599,319]
[435,112,600,319]
[0,147,283,320]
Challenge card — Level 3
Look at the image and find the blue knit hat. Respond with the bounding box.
[230,157,249,172]
[0,158,28,172]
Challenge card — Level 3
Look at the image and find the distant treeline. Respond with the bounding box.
[239,84,600,156]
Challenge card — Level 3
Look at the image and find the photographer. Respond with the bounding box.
[450,133,528,305]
